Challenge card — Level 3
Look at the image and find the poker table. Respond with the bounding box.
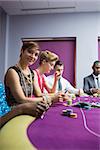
[0,97,100,150]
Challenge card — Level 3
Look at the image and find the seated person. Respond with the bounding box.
[33,50,61,96]
[83,60,100,95]
[0,42,60,128]
[46,60,83,97]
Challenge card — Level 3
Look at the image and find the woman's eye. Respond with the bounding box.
[27,49,32,53]
[27,49,39,56]
[35,53,39,57]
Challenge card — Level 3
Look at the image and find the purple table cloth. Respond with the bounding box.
[27,97,100,150]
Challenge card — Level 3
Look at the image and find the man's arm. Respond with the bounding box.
[64,79,79,94]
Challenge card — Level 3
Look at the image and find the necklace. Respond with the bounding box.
[16,63,33,97]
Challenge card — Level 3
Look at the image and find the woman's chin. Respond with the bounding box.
[46,70,50,74]
[29,60,36,65]
[28,62,34,66]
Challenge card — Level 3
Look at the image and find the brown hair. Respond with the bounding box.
[20,41,40,57]
[93,60,100,67]
[54,60,64,68]
[39,50,59,64]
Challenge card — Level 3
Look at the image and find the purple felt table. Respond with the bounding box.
[27,97,100,150]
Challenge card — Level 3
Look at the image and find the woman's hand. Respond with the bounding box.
[62,93,71,101]
[50,91,66,103]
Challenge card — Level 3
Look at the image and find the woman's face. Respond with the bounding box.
[21,47,40,66]
[43,60,56,73]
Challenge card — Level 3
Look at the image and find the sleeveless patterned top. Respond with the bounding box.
[4,66,34,106]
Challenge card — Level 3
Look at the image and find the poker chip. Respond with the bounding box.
[70,113,77,118]
[62,109,77,118]
[62,109,73,116]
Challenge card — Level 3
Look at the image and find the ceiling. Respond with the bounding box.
[0,0,100,15]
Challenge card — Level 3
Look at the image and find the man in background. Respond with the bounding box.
[83,60,100,95]
[46,60,82,95]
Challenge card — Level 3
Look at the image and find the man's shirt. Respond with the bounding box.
[93,74,100,88]
[46,74,79,94]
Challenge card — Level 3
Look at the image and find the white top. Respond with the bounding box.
[46,74,79,94]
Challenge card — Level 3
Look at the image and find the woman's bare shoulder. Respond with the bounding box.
[5,67,20,85]
[6,67,18,77]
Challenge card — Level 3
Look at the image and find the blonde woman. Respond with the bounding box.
[33,50,61,97]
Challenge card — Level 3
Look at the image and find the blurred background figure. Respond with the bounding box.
[83,60,100,95]
[46,60,83,95]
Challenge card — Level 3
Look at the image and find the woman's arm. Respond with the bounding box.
[43,76,57,93]
[33,70,43,96]
[33,71,62,103]
[44,72,60,93]
[33,71,58,95]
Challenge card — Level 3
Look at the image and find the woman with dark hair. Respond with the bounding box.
[0,42,60,128]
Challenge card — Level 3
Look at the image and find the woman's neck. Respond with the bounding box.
[18,60,28,71]
[37,66,44,75]
[17,60,30,76]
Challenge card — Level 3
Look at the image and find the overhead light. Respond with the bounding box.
[21,6,76,11]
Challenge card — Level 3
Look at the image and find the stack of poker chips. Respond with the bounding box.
[62,109,77,118]
[67,99,72,105]
[74,101,91,110]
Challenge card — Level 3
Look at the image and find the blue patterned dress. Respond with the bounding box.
[0,81,11,116]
